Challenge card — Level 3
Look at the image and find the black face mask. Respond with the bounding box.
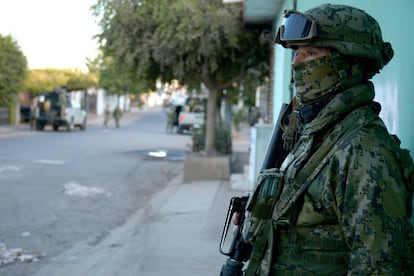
[297,95,334,123]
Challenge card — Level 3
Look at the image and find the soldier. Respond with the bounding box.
[240,4,414,275]
[103,104,111,127]
[112,105,122,128]
[29,96,38,130]
[248,106,260,127]
[56,86,66,117]
[166,105,177,134]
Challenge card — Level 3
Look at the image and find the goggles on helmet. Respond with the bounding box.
[275,10,318,45]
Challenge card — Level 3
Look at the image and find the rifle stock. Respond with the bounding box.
[219,103,288,275]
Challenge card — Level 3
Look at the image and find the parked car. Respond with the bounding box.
[33,91,87,131]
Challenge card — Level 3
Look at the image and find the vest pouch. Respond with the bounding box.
[247,168,284,219]
[242,169,283,275]
[243,169,284,244]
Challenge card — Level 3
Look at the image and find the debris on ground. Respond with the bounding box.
[0,166,20,174]
[21,232,31,237]
[63,182,106,197]
[0,243,41,267]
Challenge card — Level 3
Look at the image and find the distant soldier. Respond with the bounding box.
[30,96,39,130]
[55,86,66,117]
[103,104,111,127]
[166,105,177,134]
[248,106,260,127]
[113,105,122,128]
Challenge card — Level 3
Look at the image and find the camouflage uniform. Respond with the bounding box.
[243,4,414,275]
[103,105,111,127]
[166,106,177,134]
[113,105,122,128]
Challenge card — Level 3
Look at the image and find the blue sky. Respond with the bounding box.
[0,0,99,71]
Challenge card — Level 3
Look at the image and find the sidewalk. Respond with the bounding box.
[33,178,247,276]
[18,112,251,276]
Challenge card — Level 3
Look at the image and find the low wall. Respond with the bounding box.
[183,154,230,182]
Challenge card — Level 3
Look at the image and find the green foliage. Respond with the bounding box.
[24,69,62,94]
[24,68,98,94]
[233,108,247,131]
[92,0,270,153]
[98,54,149,96]
[93,0,269,90]
[192,123,232,155]
[0,34,27,107]
[219,68,269,109]
[65,70,98,91]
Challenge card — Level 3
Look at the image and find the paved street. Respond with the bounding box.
[0,107,251,276]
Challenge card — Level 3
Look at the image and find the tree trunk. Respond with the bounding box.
[204,88,217,155]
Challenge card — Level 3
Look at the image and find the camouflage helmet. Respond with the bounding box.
[275,4,394,71]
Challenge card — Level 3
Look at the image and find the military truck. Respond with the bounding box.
[177,96,206,134]
[33,91,87,131]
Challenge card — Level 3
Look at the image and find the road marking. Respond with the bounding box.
[0,166,20,173]
[34,159,65,165]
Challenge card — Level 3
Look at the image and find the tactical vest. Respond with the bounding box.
[243,104,377,276]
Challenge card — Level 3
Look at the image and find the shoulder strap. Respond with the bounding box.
[273,106,373,221]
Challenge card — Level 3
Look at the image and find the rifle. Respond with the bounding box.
[218,103,288,276]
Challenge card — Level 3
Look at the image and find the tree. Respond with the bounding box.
[24,68,98,94]
[24,69,60,94]
[65,69,98,91]
[93,0,269,154]
[94,53,149,98]
[0,34,27,107]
